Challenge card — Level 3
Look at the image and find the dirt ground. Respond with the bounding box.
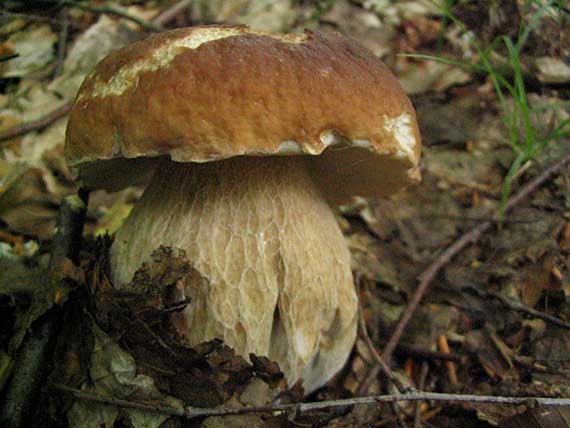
[1,1,569,427]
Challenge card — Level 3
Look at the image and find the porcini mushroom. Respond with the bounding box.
[65,25,421,393]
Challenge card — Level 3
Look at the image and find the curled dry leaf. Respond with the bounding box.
[0,25,56,79]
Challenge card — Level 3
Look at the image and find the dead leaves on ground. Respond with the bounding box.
[0,1,569,427]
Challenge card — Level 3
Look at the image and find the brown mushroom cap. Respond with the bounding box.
[65,25,421,201]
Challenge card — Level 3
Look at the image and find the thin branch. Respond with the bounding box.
[357,283,410,394]
[151,0,193,27]
[392,401,411,428]
[413,362,429,428]
[0,102,72,145]
[53,383,570,421]
[380,154,570,366]
[62,1,164,32]
[2,0,191,32]
[53,7,70,79]
[489,291,570,330]
[396,343,464,363]
[0,54,19,63]
[425,214,540,224]
[54,384,185,418]
[0,11,79,28]
[380,223,493,366]
[48,190,90,268]
[437,335,458,386]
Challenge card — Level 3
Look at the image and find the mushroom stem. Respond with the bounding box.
[111,156,357,392]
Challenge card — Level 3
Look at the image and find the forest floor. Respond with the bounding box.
[1,1,570,427]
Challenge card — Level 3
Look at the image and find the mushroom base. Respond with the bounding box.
[111,156,357,393]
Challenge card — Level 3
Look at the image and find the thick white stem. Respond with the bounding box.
[111,156,357,392]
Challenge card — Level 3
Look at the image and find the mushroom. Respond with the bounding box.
[65,25,421,393]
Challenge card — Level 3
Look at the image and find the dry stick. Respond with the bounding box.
[392,402,411,428]
[358,287,413,426]
[63,1,164,32]
[413,362,429,428]
[358,287,409,394]
[151,0,194,27]
[0,10,78,27]
[359,155,570,394]
[489,291,570,330]
[437,335,458,386]
[0,53,18,63]
[53,7,70,79]
[0,102,72,145]
[396,343,464,363]
[53,383,570,421]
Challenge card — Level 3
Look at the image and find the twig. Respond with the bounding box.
[489,291,570,330]
[425,214,540,224]
[437,335,458,386]
[64,1,164,32]
[357,285,409,394]
[135,318,178,359]
[0,102,72,145]
[49,190,89,268]
[151,0,193,27]
[53,383,570,420]
[396,343,464,363]
[2,0,191,32]
[0,53,19,63]
[54,384,185,418]
[413,362,429,428]
[379,223,490,368]
[53,7,70,79]
[0,192,89,428]
[380,154,570,365]
[392,401,410,428]
[0,11,80,28]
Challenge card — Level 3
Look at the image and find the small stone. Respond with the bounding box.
[535,57,570,84]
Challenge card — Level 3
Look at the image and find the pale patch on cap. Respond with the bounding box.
[383,113,418,162]
[88,28,307,99]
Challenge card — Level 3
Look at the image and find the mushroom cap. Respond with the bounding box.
[65,25,421,201]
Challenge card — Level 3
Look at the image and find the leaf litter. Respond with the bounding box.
[0,1,569,427]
